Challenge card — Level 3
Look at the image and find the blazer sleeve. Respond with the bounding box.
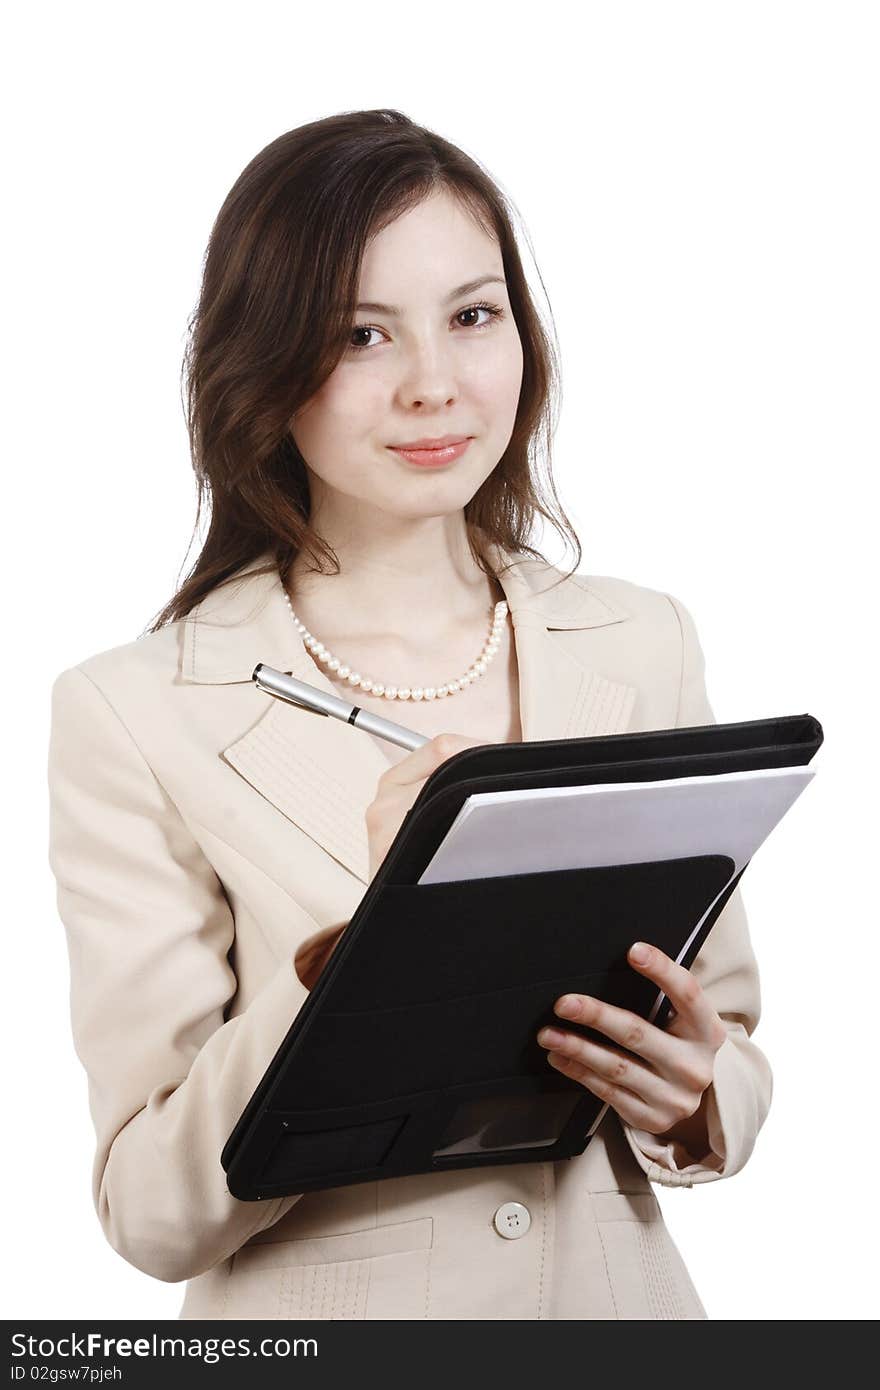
[47,664,312,1282]
[619,593,774,1188]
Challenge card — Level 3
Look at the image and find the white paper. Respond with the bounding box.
[418,765,814,886]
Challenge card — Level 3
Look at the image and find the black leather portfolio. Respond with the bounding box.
[221,713,823,1201]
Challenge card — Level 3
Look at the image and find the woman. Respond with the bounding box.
[47,108,771,1320]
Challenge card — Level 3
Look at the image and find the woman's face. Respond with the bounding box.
[290,188,524,526]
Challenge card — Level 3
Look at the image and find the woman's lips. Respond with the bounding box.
[389,438,472,467]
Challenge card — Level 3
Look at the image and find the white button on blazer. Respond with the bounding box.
[46,541,772,1320]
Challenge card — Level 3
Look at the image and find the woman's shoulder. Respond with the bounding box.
[49,617,185,716]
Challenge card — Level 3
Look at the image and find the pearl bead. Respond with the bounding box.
[282,587,509,701]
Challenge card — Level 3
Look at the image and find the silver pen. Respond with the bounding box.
[252,663,430,752]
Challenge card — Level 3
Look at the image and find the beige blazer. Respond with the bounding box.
[47,542,772,1320]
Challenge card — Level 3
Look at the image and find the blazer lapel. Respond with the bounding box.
[180,544,637,886]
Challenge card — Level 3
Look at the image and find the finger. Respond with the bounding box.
[538,1026,674,1109]
[380,733,485,789]
[626,941,726,1045]
[552,991,683,1072]
[545,1053,661,1130]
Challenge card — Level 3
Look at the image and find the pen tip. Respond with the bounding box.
[252,663,262,680]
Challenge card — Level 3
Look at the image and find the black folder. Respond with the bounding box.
[221,712,823,1201]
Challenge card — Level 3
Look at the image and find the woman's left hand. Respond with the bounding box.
[536,940,728,1137]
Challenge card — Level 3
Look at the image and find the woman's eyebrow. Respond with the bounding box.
[356,274,507,316]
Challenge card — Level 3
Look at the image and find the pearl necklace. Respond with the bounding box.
[282,588,509,701]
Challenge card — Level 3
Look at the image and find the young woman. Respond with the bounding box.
[47,108,771,1321]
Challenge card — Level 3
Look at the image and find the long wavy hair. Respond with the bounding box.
[145,107,581,634]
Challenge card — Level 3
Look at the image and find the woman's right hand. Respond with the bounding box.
[365,733,489,881]
[296,734,488,990]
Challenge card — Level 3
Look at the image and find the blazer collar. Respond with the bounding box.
[180,543,637,885]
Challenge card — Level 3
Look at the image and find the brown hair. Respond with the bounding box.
[145,107,581,634]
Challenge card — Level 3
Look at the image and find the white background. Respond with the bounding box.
[6,0,877,1321]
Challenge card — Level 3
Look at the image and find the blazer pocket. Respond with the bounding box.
[224,1217,434,1321]
[590,1192,707,1321]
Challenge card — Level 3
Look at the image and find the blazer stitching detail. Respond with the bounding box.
[236,730,366,864]
[662,595,686,728]
[537,1161,549,1319]
[595,1222,620,1319]
[638,1222,682,1319]
[424,1230,433,1319]
[220,1254,232,1319]
[565,669,633,739]
[562,669,590,739]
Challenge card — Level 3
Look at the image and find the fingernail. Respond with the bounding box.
[630,942,650,964]
[555,995,579,1018]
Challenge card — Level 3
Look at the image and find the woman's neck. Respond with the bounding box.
[288,520,503,646]
[283,517,518,737]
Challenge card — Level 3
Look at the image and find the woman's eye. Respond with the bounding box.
[348,301,505,352]
[349,324,380,350]
[455,303,503,329]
